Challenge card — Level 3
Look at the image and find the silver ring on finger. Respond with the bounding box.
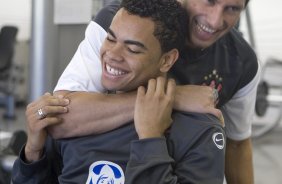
[37,108,46,120]
[212,88,219,102]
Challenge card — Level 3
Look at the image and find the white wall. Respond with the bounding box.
[240,0,282,63]
[0,0,31,41]
[0,0,104,40]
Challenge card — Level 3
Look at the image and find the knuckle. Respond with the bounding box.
[157,76,164,81]
[27,102,34,109]
[42,106,48,113]
[168,78,175,83]
[149,78,156,83]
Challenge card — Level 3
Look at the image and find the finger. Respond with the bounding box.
[37,92,53,105]
[146,79,157,95]
[44,92,52,96]
[41,106,68,116]
[155,77,166,95]
[136,86,146,101]
[207,87,214,100]
[219,114,225,127]
[137,86,146,96]
[205,88,216,107]
[212,88,219,103]
[37,108,47,120]
[135,86,146,106]
[210,80,216,88]
[33,99,69,117]
[31,105,67,121]
[38,117,63,129]
[166,78,176,97]
[29,94,67,110]
[27,106,47,121]
[46,97,70,106]
[41,93,69,106]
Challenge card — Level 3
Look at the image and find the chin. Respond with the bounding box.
[192,38,215,49]
[101,82,116,92]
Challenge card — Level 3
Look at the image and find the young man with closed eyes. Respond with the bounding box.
[50,0,259,183]
[12,0,225,183]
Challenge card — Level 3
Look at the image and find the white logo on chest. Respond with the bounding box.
[86,160,125,184]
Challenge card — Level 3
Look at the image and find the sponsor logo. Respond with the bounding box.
[212,132,225,150]
[86,161,124,184]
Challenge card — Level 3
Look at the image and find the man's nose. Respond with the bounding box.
[107,44,124,62]
[207,6,224,29]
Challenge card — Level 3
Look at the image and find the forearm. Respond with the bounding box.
[50,91,136,138]
[225,138,254,184]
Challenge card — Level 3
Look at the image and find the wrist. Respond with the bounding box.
[24,144,44,163]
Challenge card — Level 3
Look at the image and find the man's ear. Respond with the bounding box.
[160,48,179,73]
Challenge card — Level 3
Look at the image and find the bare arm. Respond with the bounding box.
[49,85,222,139]
[225,138,254,184]
[48,90,136,139]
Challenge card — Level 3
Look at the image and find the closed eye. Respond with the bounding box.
[225,5,243,14]
[127,47,142,54]
[106,36,115,43]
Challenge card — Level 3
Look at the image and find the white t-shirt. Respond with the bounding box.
[54,21,107,93]
[54,21,260,141]
[222,67,260,140]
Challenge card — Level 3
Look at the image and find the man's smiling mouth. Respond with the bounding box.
[196,21,216,34]
[106,63,127,76]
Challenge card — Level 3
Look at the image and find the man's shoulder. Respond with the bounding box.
[215,29,259,88]
[94,0,121,31]
[171,112,223,136]
[221,28,257,61]
[168,112,225,157]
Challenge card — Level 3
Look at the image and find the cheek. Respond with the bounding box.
[131,60,151,78]
[186,1,198,14]
[225,13,241,26]
[100,44,107,57]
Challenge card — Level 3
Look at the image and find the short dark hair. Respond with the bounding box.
[120,0,188,53]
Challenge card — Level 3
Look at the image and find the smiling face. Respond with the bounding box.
[100,8,174,92]
[180,0,245,49]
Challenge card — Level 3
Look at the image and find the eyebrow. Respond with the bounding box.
[230,3,244,10]
[227,2,244,10]
[108,28,148,50]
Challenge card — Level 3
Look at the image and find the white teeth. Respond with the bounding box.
[197,23,215,33]
[106,64,126,76]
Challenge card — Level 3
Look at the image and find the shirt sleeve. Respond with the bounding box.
[11,138,61,184]
[94,0,120,31]
[221,61,261,140]
[125,124,225,184]
[54,21,107,93]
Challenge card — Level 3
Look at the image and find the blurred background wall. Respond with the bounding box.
[0,0,281,102]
